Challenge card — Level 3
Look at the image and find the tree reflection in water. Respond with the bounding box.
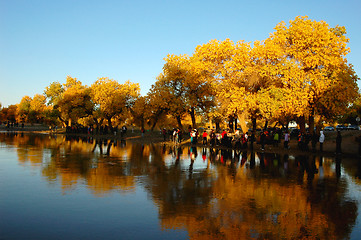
[0,132,359,239]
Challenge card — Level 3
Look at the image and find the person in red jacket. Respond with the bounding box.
[202,131,208,145]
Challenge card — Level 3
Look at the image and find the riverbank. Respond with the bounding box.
[1,124,361,158]
[137,129,361,159]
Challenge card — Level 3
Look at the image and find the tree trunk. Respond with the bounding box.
[176,115,183,130]
[58,115,68,127]
[297,115,306,133]
[151,117,159,131]
[252,117,257,132]
[189,107,196,129]
[308,109,315,134]
[237,112,248,133]
[263,120,268,130]
[150,109,163,131]
[106,140,112,156]
[215,121,220,132]
[107,117,113,132]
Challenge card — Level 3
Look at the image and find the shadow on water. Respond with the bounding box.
[1,132,361,239]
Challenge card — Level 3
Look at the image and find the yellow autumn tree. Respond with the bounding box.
[148,71,187,130]
[129,96,149,129]
[44,76,94,127]
[18,96,32,122]
[91,77,140,130]
[193,39,253,132]
[236,37,310,130]
[152,53,215,129]
[58,78,94,126]
[339,91,361,124]
[190,17,358,132]
[1,105,18,123]
[27,94,48,123]
[44,81,64,106]
[269,16,359,131]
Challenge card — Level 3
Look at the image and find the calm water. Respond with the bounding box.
[1,133,361,239]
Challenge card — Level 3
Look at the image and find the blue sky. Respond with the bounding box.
[1,0,360,107]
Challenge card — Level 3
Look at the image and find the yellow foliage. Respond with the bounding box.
[91,77,140,126]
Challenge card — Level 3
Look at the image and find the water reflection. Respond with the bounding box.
[0,132,360,239]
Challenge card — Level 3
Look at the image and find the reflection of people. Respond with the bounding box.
[318,156,324,179]
[202,148,207,162]
[190,146,197,160]
[336,155,341,178]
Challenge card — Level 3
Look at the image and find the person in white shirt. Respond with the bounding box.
[319,131,325,152]
[284,131,290,149]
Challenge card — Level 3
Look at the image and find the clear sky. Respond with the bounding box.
[1,0,360,107]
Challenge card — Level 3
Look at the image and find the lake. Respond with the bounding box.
[1,132,361,239]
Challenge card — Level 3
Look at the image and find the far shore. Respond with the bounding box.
[1,124,361,159]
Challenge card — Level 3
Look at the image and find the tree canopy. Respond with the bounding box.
[1,16,359,133]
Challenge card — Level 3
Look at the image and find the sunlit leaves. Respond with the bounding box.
[58,82,93,123]
[18,96,32,121]
[5,16,360,130]
[269,16,358,124]
[91,77,140,128]
[186,16,358,131]
[43,76,94,126]
[44,81,64,106]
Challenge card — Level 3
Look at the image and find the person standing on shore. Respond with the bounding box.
[284,131,290,149]
[141,127,145,137]
[162,128,167,141]
[173,128,178,143]
[311,132,318,152]
[319,131,325,152]
[273,131,279,147]
[336,130,342,154]
[178,129,182,143]
[249,131,255,151]
[202,131,208,145]
[260,130,265,151]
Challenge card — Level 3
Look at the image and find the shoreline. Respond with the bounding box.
[1,125,361,159]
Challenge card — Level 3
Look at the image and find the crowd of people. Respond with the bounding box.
[66,125,129,137]
[163,127,256,149]
[1,121,24,128]
[162,128,183,143]
[161,126,342,154]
